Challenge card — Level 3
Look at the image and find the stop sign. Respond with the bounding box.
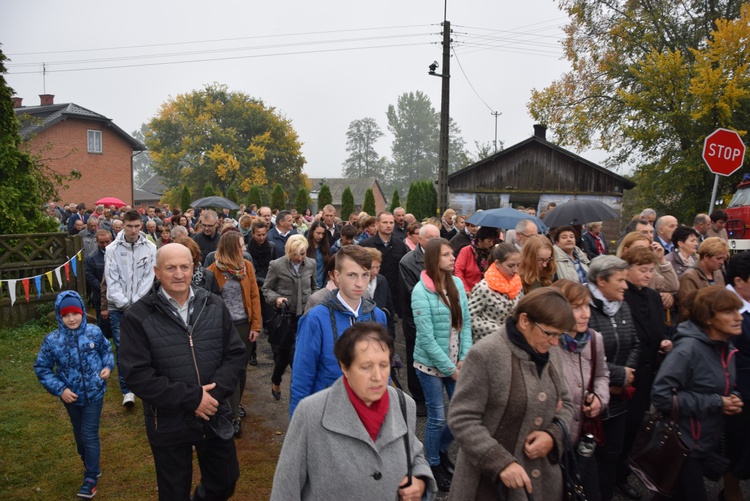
[703,128,746,176]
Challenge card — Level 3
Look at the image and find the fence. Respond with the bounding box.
[0,232,85,328]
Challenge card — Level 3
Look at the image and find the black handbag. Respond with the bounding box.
[266,300,294,348]
[627,394,690,496]
[553,418,587,501]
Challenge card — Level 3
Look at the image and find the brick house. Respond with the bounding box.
[13,94,145,206]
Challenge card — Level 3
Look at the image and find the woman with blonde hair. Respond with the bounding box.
[207,231,262,436]
[519,235,557,293]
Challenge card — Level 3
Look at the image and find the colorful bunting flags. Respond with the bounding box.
[0,253,82,306]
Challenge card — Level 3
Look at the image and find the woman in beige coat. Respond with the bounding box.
[447,288,576,500]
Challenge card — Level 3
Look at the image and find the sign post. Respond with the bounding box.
[702,128,746,212]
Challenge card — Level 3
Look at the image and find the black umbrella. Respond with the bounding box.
[542,199,619,227]
[189,196,240,210]
[466,208,548,232]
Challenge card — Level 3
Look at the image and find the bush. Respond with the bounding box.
[389,189,401,213]
[294,188,310,214]
[363,188,376,215]
[318,185,332,209]
[271,184,286,211]
[180,185,192,211]
[340,187,354,220]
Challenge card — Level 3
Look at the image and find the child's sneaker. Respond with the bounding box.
[77,478,97,499]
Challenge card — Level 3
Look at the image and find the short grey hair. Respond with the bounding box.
[515,219,537,234]
[640,208,656,219]
[587,255,629,283]
[693,213,710,226]
[200,209,218,222]
[171,225,188,239]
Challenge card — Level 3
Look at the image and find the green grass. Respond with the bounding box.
[0,319,280,500]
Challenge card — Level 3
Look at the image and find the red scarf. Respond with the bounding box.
[343,376,390,442]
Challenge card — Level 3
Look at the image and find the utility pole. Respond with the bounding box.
[491,111,502,153]
[437,21,451,214]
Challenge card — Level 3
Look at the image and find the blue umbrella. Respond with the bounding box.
[466,207,548,233]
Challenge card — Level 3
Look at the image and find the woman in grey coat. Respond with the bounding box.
[447,288,576,501]
[271,322,436,501]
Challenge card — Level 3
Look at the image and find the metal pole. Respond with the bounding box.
[709,174,720,213]
[437,21,451,214]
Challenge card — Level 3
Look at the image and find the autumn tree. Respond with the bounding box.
[147,83,306,199]
[341,187,355,220]
[389,189,401,213]
[528,1,749,221]
[342,117,387,179]
[180,185,192,212]
[0,48,58,234]
[271,184,286,211]
[318,184,332,209]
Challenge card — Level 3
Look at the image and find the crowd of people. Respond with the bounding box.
[33,199,750,501]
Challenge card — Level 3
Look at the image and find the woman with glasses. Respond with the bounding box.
[519,235,557,293]
[447,287,575,501]
[586,255,640,501]
[468,243,523,343]
[454,226,499,295]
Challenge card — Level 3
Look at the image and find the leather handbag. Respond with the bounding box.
[266,300,294,348]
[553,418,587,501]
[627,394,690,496]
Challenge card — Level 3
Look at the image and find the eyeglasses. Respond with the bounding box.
[537,257,554,264]
[534,322,567,339]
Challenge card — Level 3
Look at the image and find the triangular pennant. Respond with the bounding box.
[21,278,30,303]
[46,271,54,289]
[71,257,78,278]
[34,276,43,299]
[7,279,16,306]
[63,262,70,282]
[54,268,63,288]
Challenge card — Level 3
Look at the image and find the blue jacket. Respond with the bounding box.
[290,292,387,417]
[411,271,472,376]
[34,291,114,406]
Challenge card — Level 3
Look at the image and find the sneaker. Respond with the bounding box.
[77,478,97,499]
[122,392,135,408]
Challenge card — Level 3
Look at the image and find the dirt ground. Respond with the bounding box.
[243,318,749,501]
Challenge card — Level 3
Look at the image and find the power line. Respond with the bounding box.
[451,47,496,113]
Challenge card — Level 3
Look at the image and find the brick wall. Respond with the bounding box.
[23,119,134,206]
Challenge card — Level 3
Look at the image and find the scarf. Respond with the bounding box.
[343,376,390,442]
[588,283,623,317]
[216,261,246,281]
[484,261,523,299]
[192,264,206,287]
[248,238,272,266]
[471,238,492,273]
[506,317,549,376]
[560,329,592,354]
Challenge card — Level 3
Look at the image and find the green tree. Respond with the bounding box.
[528,1,749,221]
[363,188,376,215]
[318,184,332,209]
[226,185,239,204]
[406,181,425,220]
[342,117,387,179]
[203,184,215,197]
[389,189,401,213]
[180,185,192,212]
[247,185,262,208]
[271,184,286,211]
[147,83,306,197]
[340,187,355,220]
[294,187,310,214]
[132,124,154,187]
[0,49,57,234]
[426,180,438,217]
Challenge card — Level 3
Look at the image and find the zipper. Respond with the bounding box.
[75,334,88,406]
[610,316,620,363]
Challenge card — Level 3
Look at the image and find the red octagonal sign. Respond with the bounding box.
[703,128,746,176]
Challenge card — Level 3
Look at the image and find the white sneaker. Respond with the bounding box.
[122,392,136,408]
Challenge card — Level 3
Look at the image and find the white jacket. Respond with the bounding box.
[104,231,156,310]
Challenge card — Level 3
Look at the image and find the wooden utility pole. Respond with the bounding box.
[437,21,451,214]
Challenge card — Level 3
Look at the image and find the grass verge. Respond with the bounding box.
[0,319,280,500]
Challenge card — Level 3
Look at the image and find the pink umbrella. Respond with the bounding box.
[95,197,127,208]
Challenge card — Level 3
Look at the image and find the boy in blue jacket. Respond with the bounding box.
[34,291,114,499]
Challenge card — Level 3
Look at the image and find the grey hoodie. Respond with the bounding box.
[651,320,738,458]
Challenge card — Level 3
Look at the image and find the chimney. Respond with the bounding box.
[39,94,55,106]
[11,97,22,108]
[533,123,547,140]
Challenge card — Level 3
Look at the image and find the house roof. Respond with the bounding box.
[15,103,146,151]
[134,187,160,203]
[139,173,166,195]
[308,178,387,204]
[449,134,635,190]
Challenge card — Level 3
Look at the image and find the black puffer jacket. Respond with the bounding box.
[120,285,246,447]
[652,321,738,458]
[588,296,640,418]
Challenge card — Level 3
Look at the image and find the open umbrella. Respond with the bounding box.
[189,196,240,210]
[95,197,127,208]
[466,207,548,233]
[543,199,619,227]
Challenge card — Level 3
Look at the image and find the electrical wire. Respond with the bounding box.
[451,47,495,113]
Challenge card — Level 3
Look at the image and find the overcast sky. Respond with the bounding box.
[3,0,600,182]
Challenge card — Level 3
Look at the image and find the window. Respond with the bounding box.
[87,130,102,153]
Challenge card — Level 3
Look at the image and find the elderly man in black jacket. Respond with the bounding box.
[120,243,246,501]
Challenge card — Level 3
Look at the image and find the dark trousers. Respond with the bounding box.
[402,318,425,405]
[271,316,298,386]
[596,412,628,501]
[651,457,707,501]
[150,436,239,501]
[230,320,250,420]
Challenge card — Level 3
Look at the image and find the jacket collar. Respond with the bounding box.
[321,378,407,450]
[420,270,437,293]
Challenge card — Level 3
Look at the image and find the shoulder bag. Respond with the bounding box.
[553,417,587,501]
[581,331,604,445]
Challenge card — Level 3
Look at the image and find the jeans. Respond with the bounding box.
[417,370,456,466]
[108,309,130,395]
[64,400,104,479]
